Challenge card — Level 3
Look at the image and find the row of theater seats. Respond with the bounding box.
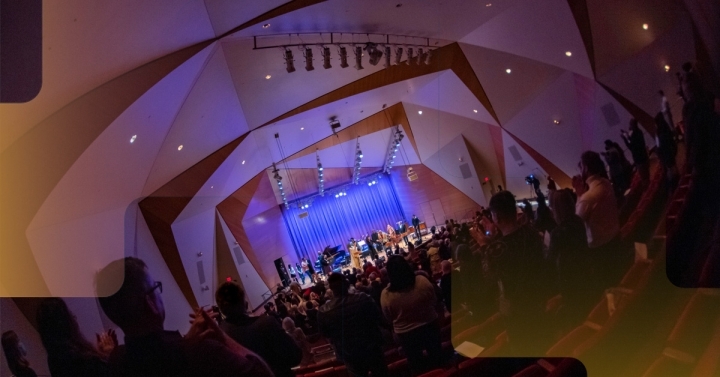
[621,166,666,240]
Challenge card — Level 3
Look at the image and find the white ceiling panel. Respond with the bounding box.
[0,0,215,152]
[402,70,498,126]
[460,0,593,78]
[203,0,288,37]
[27,43,213,231]
[229,0,521,42]
[144,44,250,196]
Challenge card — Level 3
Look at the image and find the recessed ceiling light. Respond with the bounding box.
[486,3,492,6]
[473,109,478,113]
[262,23,270,28]
[265,75,271,79]
[642,23,649,30]
[553,119,561,125]
[242,160,246,164]
[211,186,214,189]
[418,110,423,115]
[506,68,512,74]
[300,127,304,130]
[664,64,670,72]
[565,51,572,57]
[130,135,137,143]
[177,145,183,151]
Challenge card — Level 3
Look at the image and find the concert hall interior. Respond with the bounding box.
[1,1,720,376]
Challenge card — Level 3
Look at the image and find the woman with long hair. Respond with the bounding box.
[36,298,115,377]
[381,256,444,376]
[1,330,37,377]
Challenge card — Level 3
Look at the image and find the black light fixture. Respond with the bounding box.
[284,49,295,73]
[407,47,417,66]
[304,47,314,71]
[339,46,349,68]
[383,46,391,68]
[354,46,364,70]
[321,46,331,69]
[418,48,428,66]
[394,47,404,65]
[364,42,383,66]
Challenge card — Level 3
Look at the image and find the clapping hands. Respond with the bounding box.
[185,307,224,345]
[96,329,118,357]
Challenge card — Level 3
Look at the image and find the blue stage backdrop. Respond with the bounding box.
[282,176,405,262]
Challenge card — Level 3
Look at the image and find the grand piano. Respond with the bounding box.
[315,245,348,272]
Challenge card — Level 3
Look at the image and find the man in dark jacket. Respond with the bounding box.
[215,282,302,377]
[317,273,389,377]
[621,119,649,183]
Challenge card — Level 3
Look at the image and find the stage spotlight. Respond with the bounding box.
[339,46,349,68]
[321,46,332,69]
[418,48,427,65]
[407,48,416,66]
[364,43,383,66]
[357,150,363,158]
[383,46,391,68]
[394,47,404,65]
[354,46,364,70]
[318,163,323,171]
[304,47,314,71]
[335,194,339,198]
[284,49,295,73]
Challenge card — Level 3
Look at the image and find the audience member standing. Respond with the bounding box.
[573,151,622,292]
[439,260,453,313]
[281,318,313,366]
[654,112,679,192]
[602,140,631,201]
[487,191,548,356]
[96,257,273,377]
[215,282,302,377]
[317,273,389,377]
[36,298,114,376]
[1,331,38,377]
[381,256,444,376]
[549,189,592,326]
[621,119,650,183]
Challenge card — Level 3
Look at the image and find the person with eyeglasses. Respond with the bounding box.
[96,257,273,377]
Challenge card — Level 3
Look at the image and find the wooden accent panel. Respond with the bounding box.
[0,40,212,296]
[214,213,241,287]
[216,174,265,288]
[505,131,573,190]
[218,0,327,39]
[261,43,499,128]
[390,164,483,226]
[139,135,246,309]
[599,82,656,136]
[488,125,506,187]
[567,0,596,76]
[280,103,409,163]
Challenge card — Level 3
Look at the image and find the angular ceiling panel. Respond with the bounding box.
[423,134,488,206]
[597,16,695,120]
[459,43,566,125]
[28,43,214,231]
[460,0,593,78]
[402,70,498,126]
[203,0,288,36]
[144,44,250,195]
[0,0,215,152]
[230,0,521,41]
[500,129,549,197]
[223,38,388,129]
[587,0,687,76]
[503,71,584,179]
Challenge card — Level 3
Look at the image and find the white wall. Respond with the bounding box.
[422,134,488,206]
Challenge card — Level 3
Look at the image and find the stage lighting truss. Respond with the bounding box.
[352,139,363,184]
[383,127,404,174]
[321,46,332,69]
[394,47,404,65]
[317,153,325,196]
[334,189,348,199]
[383,46,391,68]
[303,46,314,71]
[272,163,289,208]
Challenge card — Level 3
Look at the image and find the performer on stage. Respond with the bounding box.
[397,220,409,245]
[412,214,421,240]
[302,257,316,283]
[317,251,331,278]
[350,241,362,270]
[365,235,378,260]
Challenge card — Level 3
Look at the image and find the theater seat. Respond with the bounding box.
[388,358,410,377]
[302,367,335,377]
[457,357,493,377]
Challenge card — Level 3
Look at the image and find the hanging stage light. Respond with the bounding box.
[317,154,324,196]
[284,49,295,73]
[394,47,404,65]
[407,48,416,66]
[383,46,391,68]
[364,42,383,66]
[418,48,428,66]
[354,46,364,70]
[339,46,349,68]
[303,47,314,71]
[321,46,332,69]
